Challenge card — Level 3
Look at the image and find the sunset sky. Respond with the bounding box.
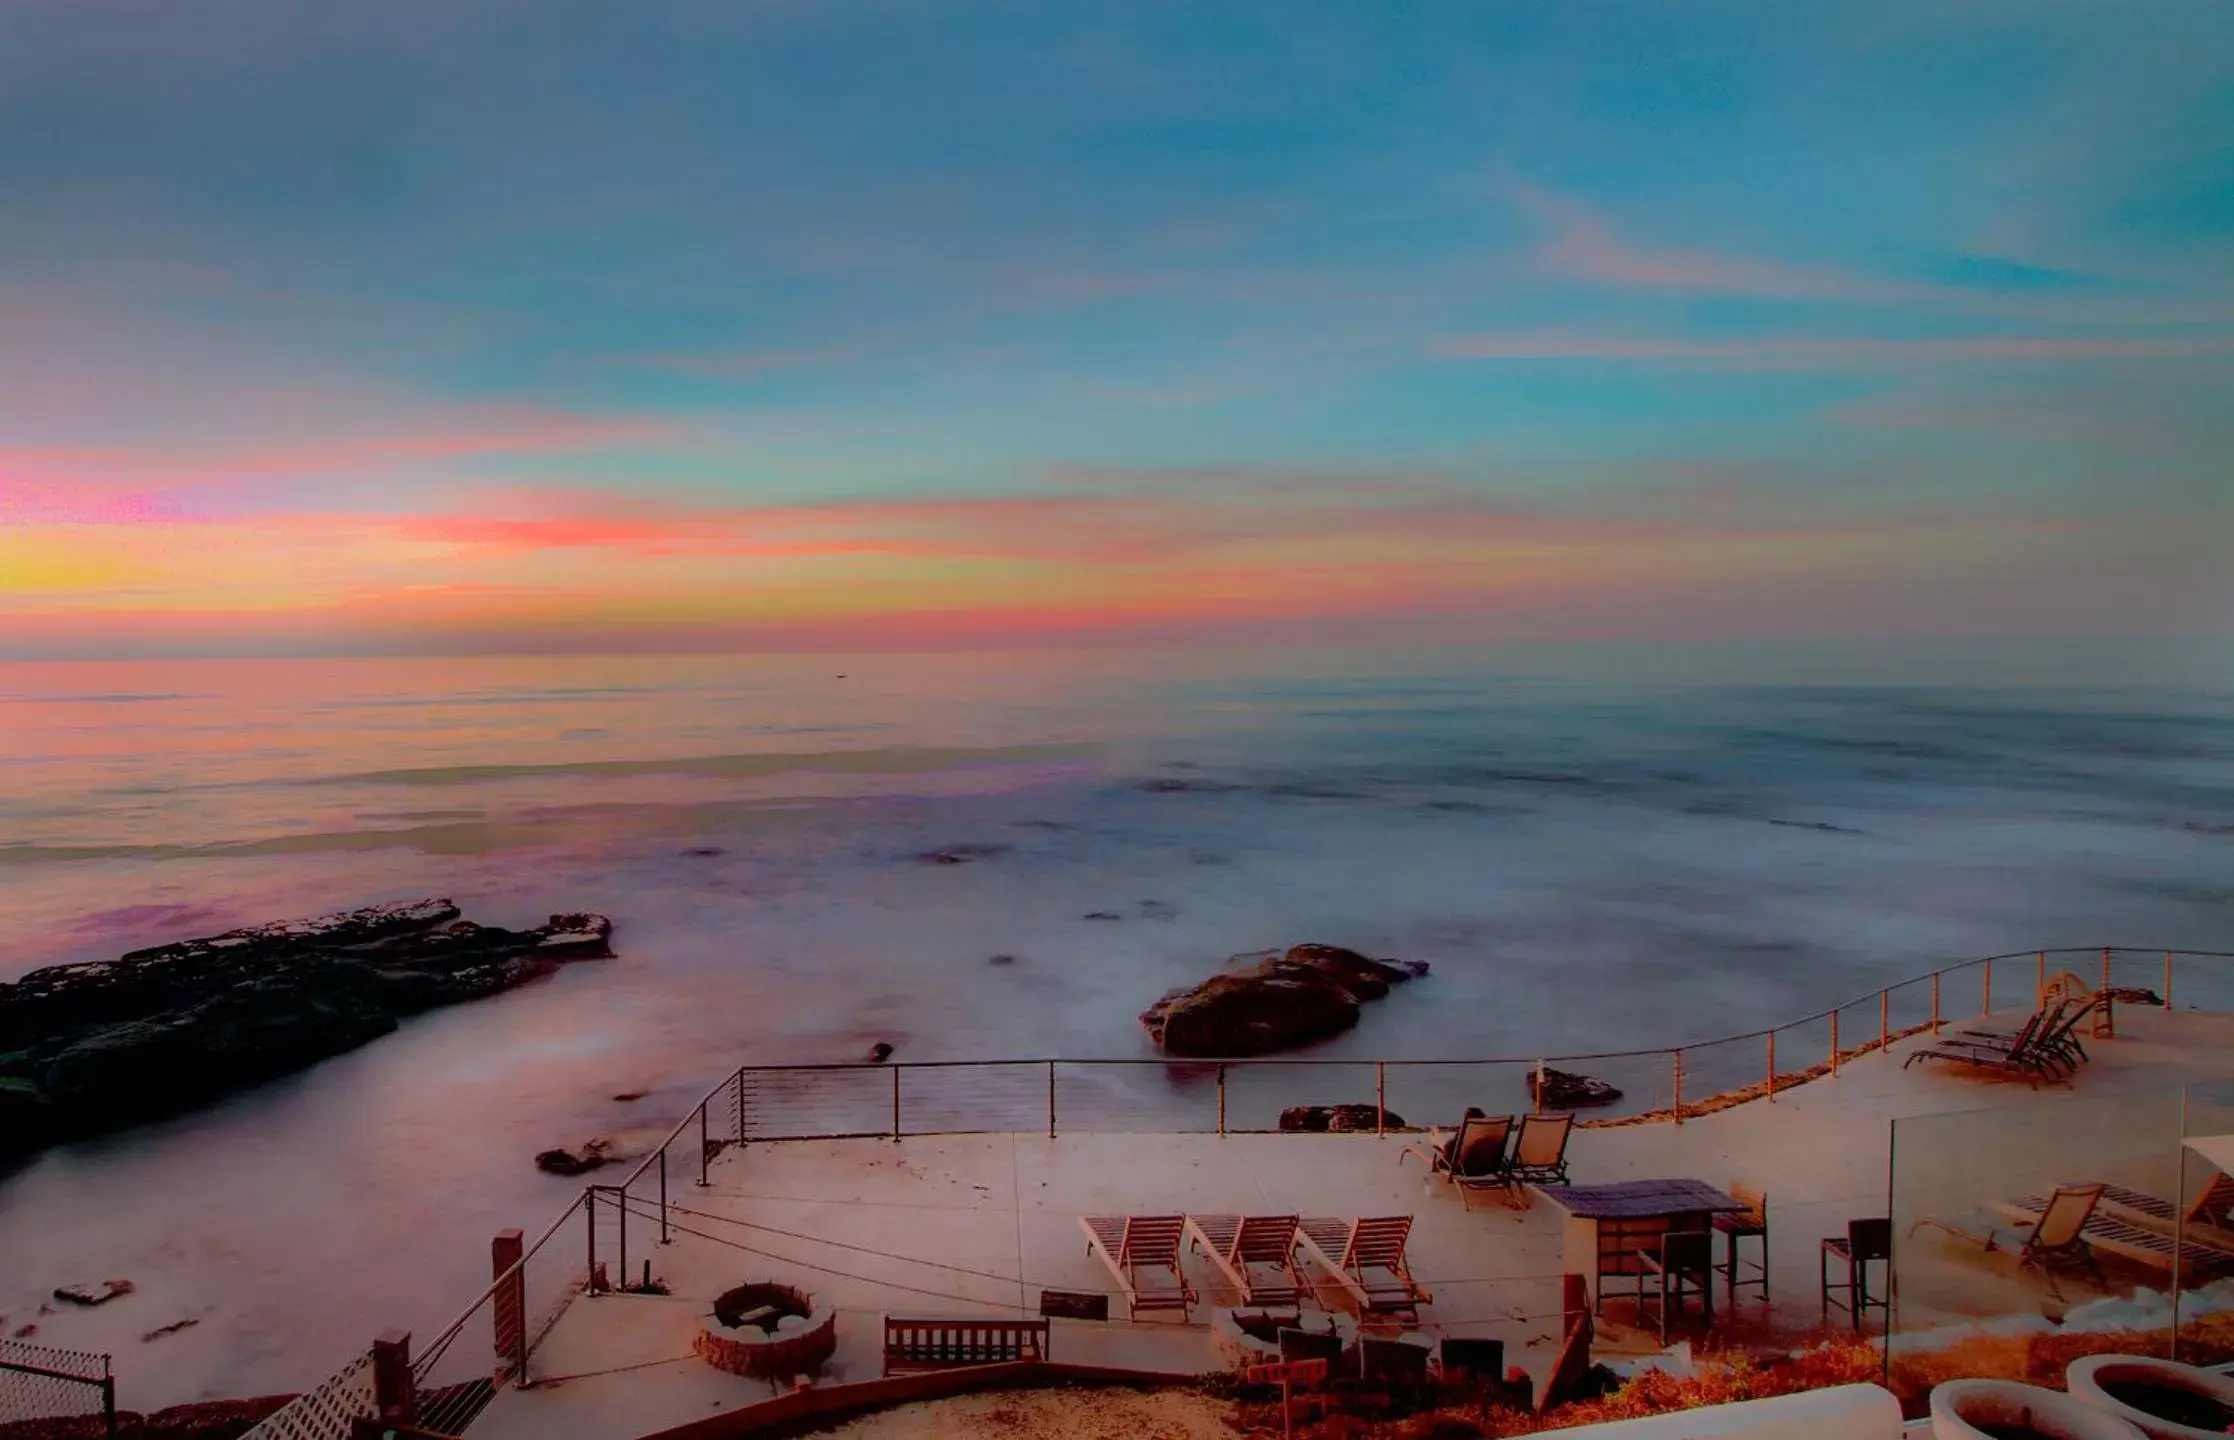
[3,1,2230,657]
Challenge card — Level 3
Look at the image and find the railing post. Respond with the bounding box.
[586,1189,599,1292]
[891,1065,902,1141]
[1534,1059,1546,1114]
[1879,988,1889,1055]
[732,1069,746,1144]
[1931,972,1941,1033]
[2036,950,2046,1005]
[1829,1010,1840,1076]
[618,1184,628,1293]
[659,1149,670,1245]
[1983,957,1993,1015]
[1671,1049,1683,1125]
[1047,1060,1056,1139]
[371,1328,416,1425]
[491,1230,525,1383]
[2165,950,2174,1010]
[1765,1030,1776,1102]
[2102,947,2115,1038]
[1376,1062,1386,1136]
[698,1103,709,1188]
[1216,1064,1227,1136]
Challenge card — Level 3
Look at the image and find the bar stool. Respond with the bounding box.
[1713,1184,1769,1306]
[1638,1231,1716,1344]
[1821,1217,1891,1332]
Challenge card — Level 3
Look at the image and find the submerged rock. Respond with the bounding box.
[1140,943,1426,1057]
[0,899,615,1166]
[1526,1066,1624,1109]
[866,1041,895,1063]
[53,1279,135,1307]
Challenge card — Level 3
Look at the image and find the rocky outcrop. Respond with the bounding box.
[1526,1066,1623,1109]
[1278,1103,1406,1132]
[0,900,613,1166]
[535,1141,620,1176]
[1140,944,1428,1057]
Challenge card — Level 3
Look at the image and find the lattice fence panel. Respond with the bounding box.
[0,1338,112,1430]
[238,1352,375,1440]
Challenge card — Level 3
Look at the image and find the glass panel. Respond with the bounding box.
[1888,1087,2187,1390]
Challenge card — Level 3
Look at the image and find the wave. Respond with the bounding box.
[300,741,1099,787]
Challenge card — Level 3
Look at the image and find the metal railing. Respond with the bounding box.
[0,1339,114,1436]
[407,1192,589,1435]
[263,943,2232,1435]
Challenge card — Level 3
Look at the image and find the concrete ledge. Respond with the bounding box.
[1544,1384,1904,1440]
[631,1359,1192,1440]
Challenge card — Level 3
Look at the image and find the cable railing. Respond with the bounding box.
[260,943,2231,1437]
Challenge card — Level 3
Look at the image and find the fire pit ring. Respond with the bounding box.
[694,1281,836,1379]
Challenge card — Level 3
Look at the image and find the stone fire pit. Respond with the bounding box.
[694,1282,836,1380]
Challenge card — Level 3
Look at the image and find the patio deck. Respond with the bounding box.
[464,1005,2234,1440]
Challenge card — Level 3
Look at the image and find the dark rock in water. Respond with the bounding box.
[682,846,726,858]
[54,1279,134,1307]
[535,1143,616,1176]
[1140,943,1425,1057]
[867,1042,895,1063]
[1279,1103,1404,1133]
[1137,900,1178,920]
[1526,1066,1623,1109]
[1134,777,1243,794]
[987,954,1017,966]
[2107,986,2163,1007]
[612,1091,649,1103]
[1082,911,1123,922]
[917,843,1010,866]
[0,899,615,1166]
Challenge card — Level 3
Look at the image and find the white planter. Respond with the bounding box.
[1932,1380,2147,1440]
[2067,1354,2234,1440]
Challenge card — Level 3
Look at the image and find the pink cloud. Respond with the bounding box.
[1434,328,2225,369]
[1509,184,1921,302]
[0,409,675,522]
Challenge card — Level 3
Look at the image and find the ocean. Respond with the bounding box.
[3,645,2231,1406]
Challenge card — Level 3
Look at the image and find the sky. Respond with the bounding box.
[1,0,2231,659]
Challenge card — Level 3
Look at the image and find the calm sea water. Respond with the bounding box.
[3,647,2231,1405]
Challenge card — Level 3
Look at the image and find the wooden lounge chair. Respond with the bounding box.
[1183,1214,1306,1309]
[1295,1216,1431,1320]
[1506,1112,1575,1188]
[1079,1214,1195,1320]
[1919,1187,2224,1288]
[1991,1182,2109,1297]
[1400,1113,1516,1209]
[1903,1011,2064,1087]
[1958,998,2095,1077]
[2093,1183,2234,1262]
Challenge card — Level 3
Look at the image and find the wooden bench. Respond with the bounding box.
[882,1317,1050,1374]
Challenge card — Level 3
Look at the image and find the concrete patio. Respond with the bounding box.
[462,1005,2234,1440]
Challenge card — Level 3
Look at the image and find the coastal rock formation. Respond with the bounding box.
[1278,1103,1406,1132]
[0,900,613,1166]
[1140,943,1428,1057]
[1526,1066,1624,1109]
[535,1141,619,1176]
